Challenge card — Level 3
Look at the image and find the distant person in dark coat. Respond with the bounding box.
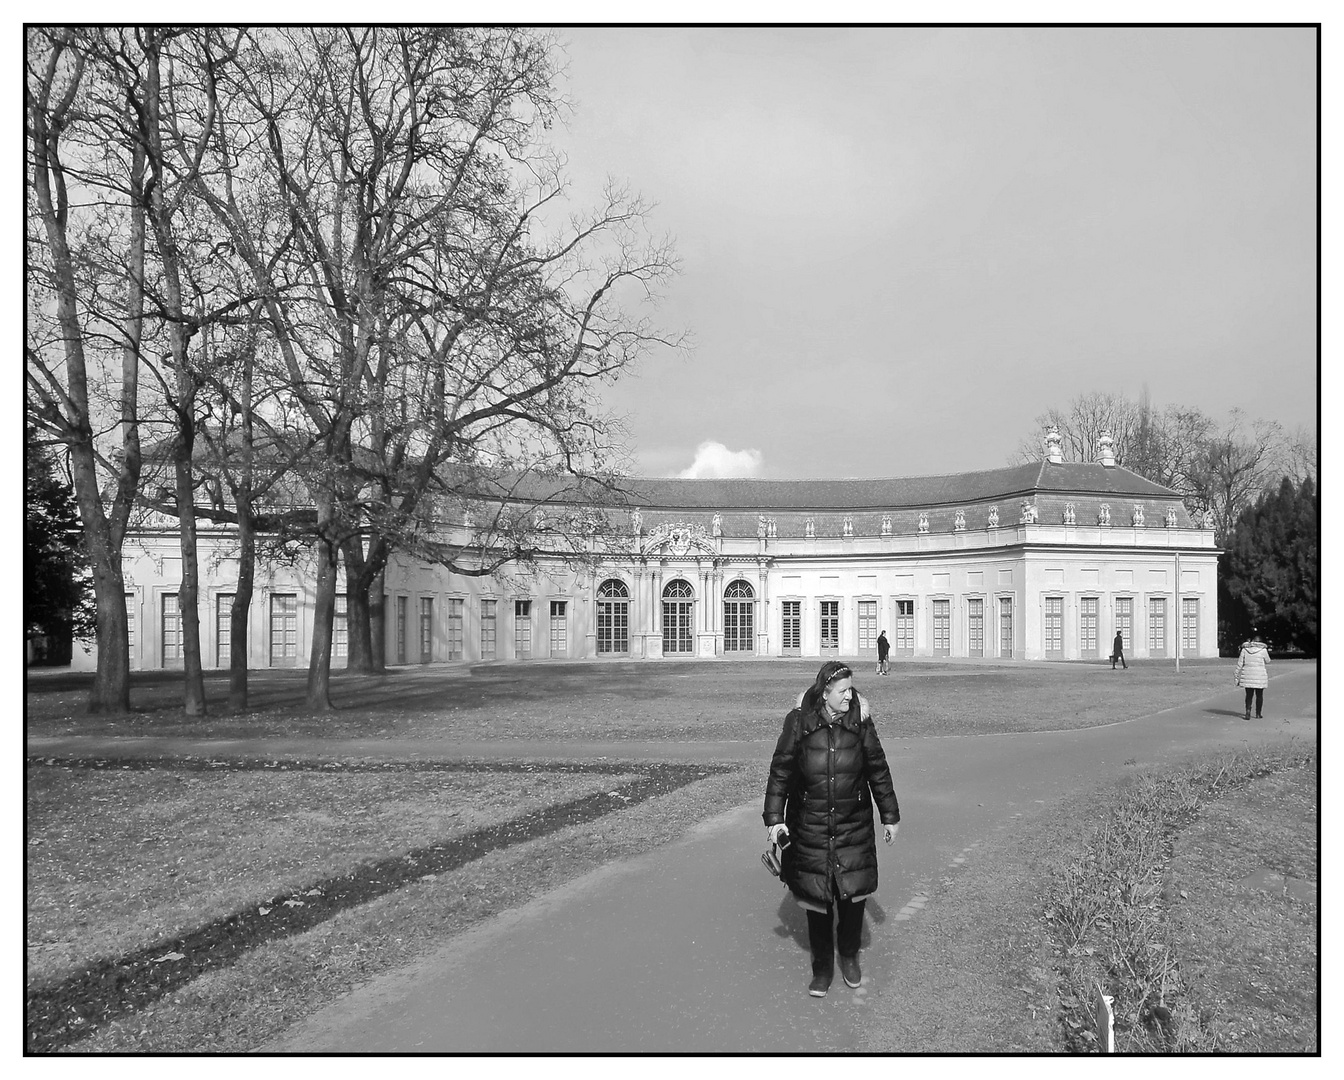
[1235,631,1271,719]
[1111,630,1127,669]
[876,630,891,675]
[763,661,901,998]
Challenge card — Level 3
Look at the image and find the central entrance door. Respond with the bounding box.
[662,579,695,654]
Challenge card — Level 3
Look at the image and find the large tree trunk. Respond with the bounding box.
[340,533,389,673]
[82,504,132,714]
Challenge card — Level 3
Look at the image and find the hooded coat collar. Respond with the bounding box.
[797,692,869,736]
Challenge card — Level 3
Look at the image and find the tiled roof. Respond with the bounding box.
[607,462,1180,511]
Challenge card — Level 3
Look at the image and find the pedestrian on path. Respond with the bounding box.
[763,660,901,998]
[876,631,891,675]
[1235,630,1272,719]
[1111,630,1127,669]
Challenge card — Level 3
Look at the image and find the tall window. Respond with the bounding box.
[125,593,137,653]
[999,596,1013,658]
[333,594,348,661]
[1080,596,1098,658]
[480,599,497,660]
[820,600,839,652]
[216,593,235,668]
[1149,597,1167,657]
[782,600,801,655]
[895,599,915,655]
[723,580,754,653]
[1043,596,1063,657]
[162,593,183,668]
[550,600,567,657]
[1181,597,1199,657]
[419,597,434,663]
[932,599,950,656]
[515,599,532,659]
[597,579,629,654]
[663,579,695,654]
[1115,597,1132,651]
[395,596,407,665]
[270,593,298,667]
[967,598,983,657]
[857,600,878,654]
[446,597,464,660]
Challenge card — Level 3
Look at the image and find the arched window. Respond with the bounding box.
[723,580,755,653]
[597,578,629,654]
[662,579,694,654]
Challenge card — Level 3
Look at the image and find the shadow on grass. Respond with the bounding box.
[25,757,734,1054]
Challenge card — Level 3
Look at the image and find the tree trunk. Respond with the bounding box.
[175,441,207,715]
[370,566,386,672]
[306,502,338,710]
[340,535,373,672]
[84,520,132,714]
[340,533,389,673]
[229,508,256,710]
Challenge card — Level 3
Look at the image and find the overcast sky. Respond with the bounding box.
[545,26,1317,480]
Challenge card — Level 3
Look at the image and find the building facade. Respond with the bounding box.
[93,450,1219,672]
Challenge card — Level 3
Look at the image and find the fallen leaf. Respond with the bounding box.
[153,951,185,963]
[258,906,271,915]
[305,889,324,896]
[283,899,304,907]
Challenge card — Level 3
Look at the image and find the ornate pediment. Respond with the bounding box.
[641,522,716,558]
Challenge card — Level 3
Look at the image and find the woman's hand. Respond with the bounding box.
[768,824,789,847]
[884,823,899,844]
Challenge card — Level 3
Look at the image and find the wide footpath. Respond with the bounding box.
[28,665,1318,1053]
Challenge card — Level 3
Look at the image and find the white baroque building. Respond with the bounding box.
[100,451,1219,671]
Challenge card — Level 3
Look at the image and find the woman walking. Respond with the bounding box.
[763,660,901,997]
[1235,630,1272,719]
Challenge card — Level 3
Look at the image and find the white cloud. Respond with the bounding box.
[676,441,764,479]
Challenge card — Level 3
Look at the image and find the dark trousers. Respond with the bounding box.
[1112,650,1126,669]
[805,887,866,975]
[1244,687,1264,716]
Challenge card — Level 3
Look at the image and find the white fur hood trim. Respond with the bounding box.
[795,689,870,720]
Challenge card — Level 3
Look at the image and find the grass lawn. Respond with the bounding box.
[858,740,1317,1054]
[27,656,1240,740]
[25,659,1307,1053]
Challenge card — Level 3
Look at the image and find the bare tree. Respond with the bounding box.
[26,28,143,713]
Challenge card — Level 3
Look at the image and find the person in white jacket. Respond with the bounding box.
[1235,631,1272,720]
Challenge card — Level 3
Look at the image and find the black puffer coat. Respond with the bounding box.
[762,693,900,905]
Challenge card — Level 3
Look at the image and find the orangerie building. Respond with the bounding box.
[93,434,1219,673]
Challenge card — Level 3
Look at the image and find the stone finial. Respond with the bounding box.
[918,512,930,533]
[1165,506,1178,528]
[711,512,722,537]
[987,506,999,528]
[954,508,966,531]
[1098,430,1116,467]
[757,514,767,538]
[1203,507,1217,529]
[1064,502,1076,525]
[1098,503,1111,526]
[1046,425,1064,464]
[1132,504,1145,527]
[805,518,815,539]
[1020,499,1038,524]
[880,514,892,537]
[630,507,642,535]
[843,515,854,538]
